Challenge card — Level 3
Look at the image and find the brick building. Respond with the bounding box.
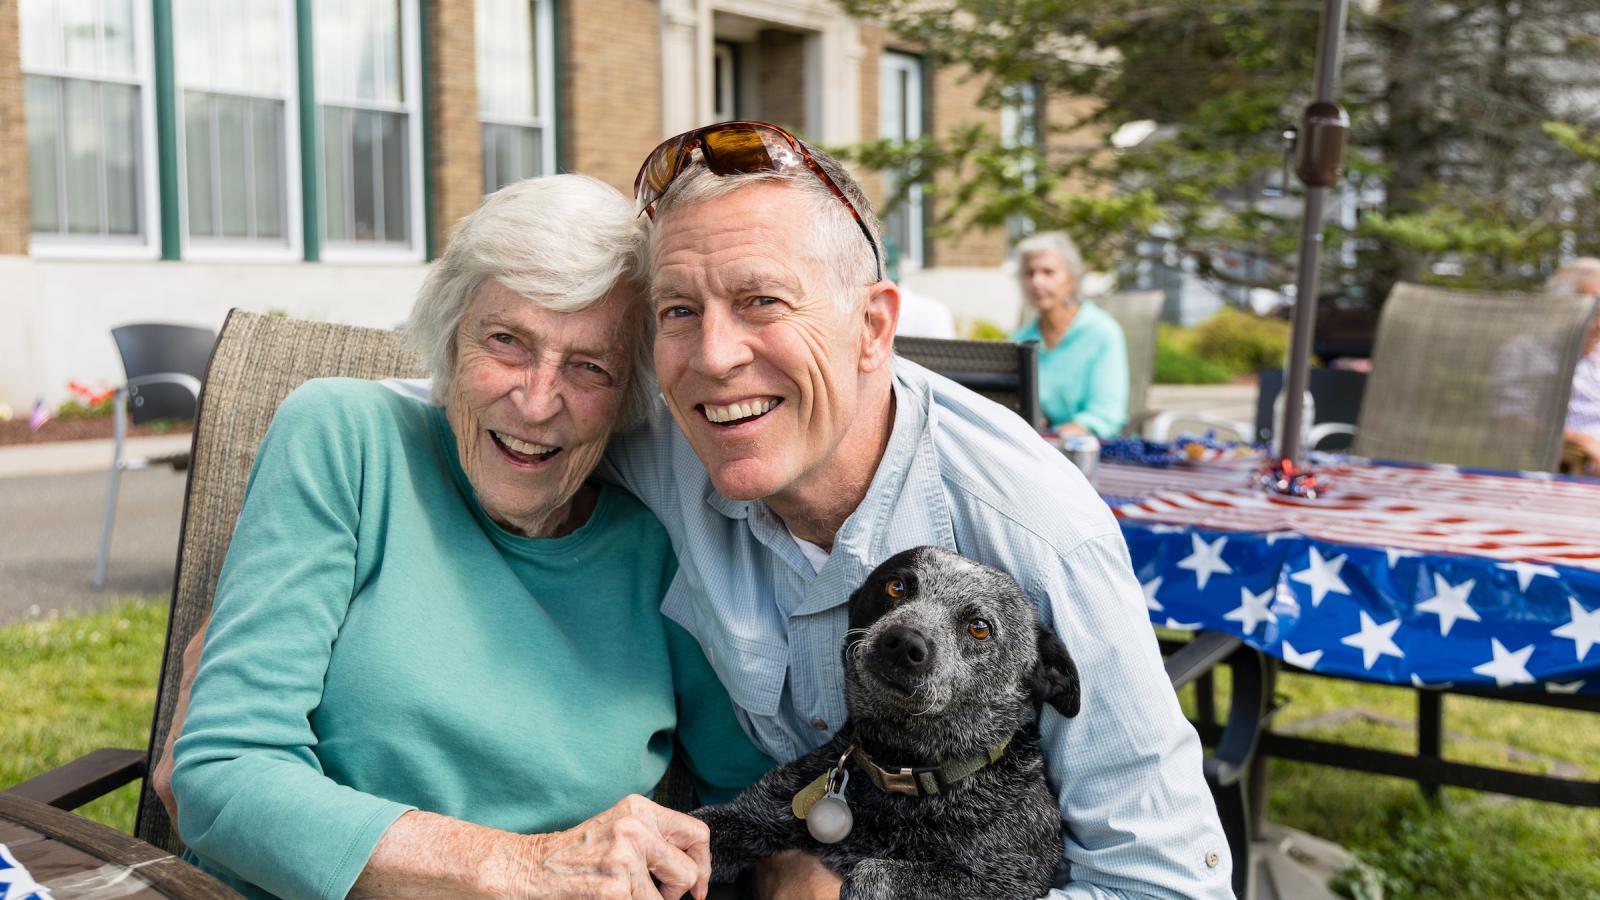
[1,0,1081,407]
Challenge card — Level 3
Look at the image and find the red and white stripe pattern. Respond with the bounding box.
[1105,461,1600,571]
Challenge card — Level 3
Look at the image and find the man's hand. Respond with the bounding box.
[751,850,841,900]
[151,618,209,824]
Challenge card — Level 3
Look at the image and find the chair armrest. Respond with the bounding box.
[4,748,146,810]
[127,372,202,402]
[1164,631,1242,690]
[1309,421,1357,450]
[1145,410,1252,443]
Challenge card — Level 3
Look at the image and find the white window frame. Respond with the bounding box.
[22,0,162,260]
[476,0,557,194]
[173,0,304,262]
[318,0,427,264]
[1001,80,1040,243]
[879,50,924,273]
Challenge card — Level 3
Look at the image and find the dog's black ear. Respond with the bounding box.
[1027,622,1081,718]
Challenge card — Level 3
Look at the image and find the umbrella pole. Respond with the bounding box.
[1278,0,1350,464]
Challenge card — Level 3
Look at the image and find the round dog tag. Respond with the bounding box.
[806,769,852,844]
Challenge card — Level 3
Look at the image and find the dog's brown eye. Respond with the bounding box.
[885,578,907,600]
[967,619,992,640]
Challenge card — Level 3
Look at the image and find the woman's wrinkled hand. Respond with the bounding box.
[507,794,713,900]
[751,850,842,900]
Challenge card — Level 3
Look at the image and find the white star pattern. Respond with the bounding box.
[1264,531,1297,545]
[1472,638,1535,687]
[1290,547,1351,607]
[0,843,54,900]
[1551,596,1600,662]
[1546,680,1586,694]
[1141,575,1165,612]
[1281,641,1323,670]
[1410,673,1454,689]
[1224,586,1278,636]
[1499,560,1560,593]
[1385,548,1420,569]
[1341,611,1405,670]
[1414,575,1480,636]
[1177,534,1232,589]
[1162,618,1203,631]
[1149,524,1188,534]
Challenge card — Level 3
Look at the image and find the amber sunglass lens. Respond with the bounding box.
[639,137,688,204]
[700,128,782,176]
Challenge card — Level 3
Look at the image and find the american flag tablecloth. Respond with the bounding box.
[1100,459,1600,694]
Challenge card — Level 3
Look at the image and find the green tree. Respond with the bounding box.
[838,0,1600,300]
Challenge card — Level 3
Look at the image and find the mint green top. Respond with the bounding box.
[171,379,772,900]
[1013,300,1129,437]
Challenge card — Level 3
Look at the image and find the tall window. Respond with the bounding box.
[175,0,299,253]
[1001,81,1039,243]
[879,51,924,273]
[315,0,422,255]
[20,0,157,252]
[476,0,555,194]
[712,40,739,123]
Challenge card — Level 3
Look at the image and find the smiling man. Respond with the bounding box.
[604,122,1233,899]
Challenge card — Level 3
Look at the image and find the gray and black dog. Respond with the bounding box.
[692,546,1080,899]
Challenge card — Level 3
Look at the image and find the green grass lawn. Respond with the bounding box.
[5,602,1599,898]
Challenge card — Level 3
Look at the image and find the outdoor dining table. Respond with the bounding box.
[0,793,233,899]
[1096,452,1600,693]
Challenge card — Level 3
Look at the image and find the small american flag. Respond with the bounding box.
[27,397,50,432]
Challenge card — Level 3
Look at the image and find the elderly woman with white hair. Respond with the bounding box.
[1010,231,1129,437]
[168,175,771,899]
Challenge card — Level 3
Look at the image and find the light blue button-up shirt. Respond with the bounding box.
[603,358,1232,899]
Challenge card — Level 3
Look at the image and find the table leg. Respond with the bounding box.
[1418,690,1443,803]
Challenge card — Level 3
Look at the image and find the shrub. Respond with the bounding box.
[1155,339,1233,384]
[54,395,117,420]
[1189,306,1291,376]
[961,318,1010,341]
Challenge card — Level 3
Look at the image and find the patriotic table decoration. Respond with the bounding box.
[1101,456,1600,694]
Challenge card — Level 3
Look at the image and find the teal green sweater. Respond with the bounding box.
[1013,300,1130,437]
[171,379,772,900]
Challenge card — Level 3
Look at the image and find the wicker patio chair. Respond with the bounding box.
[1354,282,1598,471]
[7,310,425,852]
[1096,290,1165,433]
[894,335,1042,426]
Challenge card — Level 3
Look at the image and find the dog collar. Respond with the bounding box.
[847,733,1014,797]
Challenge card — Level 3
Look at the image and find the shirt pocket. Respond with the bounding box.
[660,571,786,720]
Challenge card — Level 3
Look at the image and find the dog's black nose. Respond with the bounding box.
[878,625,932,672]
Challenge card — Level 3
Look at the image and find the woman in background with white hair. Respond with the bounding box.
[1551,257,1600,474]
[1011,231,1129,437]
[168,175,771,899]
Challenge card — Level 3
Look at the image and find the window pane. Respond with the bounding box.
[176,0,214,86]
[217,96,249,238]
[184,91,216,237]
[19,0,63,69]
[477,0,535,119]
[101,0,136,76]
[62,0,97,73]
[322,105,351,241]
[380,111,407,242]
[62,78,102,233]
[317,0,401,105]
[351,109,377,240]
[25,76,62,232]
[101,81,140,235]
[252,99,286,238]
[249,0,282,94]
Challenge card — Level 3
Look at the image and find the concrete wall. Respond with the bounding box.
[0,258,428,409]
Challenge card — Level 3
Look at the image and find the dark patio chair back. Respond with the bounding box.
[1354,283,1597,471]
[1253,367,1368,450]
[136,310,423,851]
[1096,290,1164,429]
[110,324,216,424]
[894,336,1042,426]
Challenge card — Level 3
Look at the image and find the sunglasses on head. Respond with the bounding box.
[632,120,884,282]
